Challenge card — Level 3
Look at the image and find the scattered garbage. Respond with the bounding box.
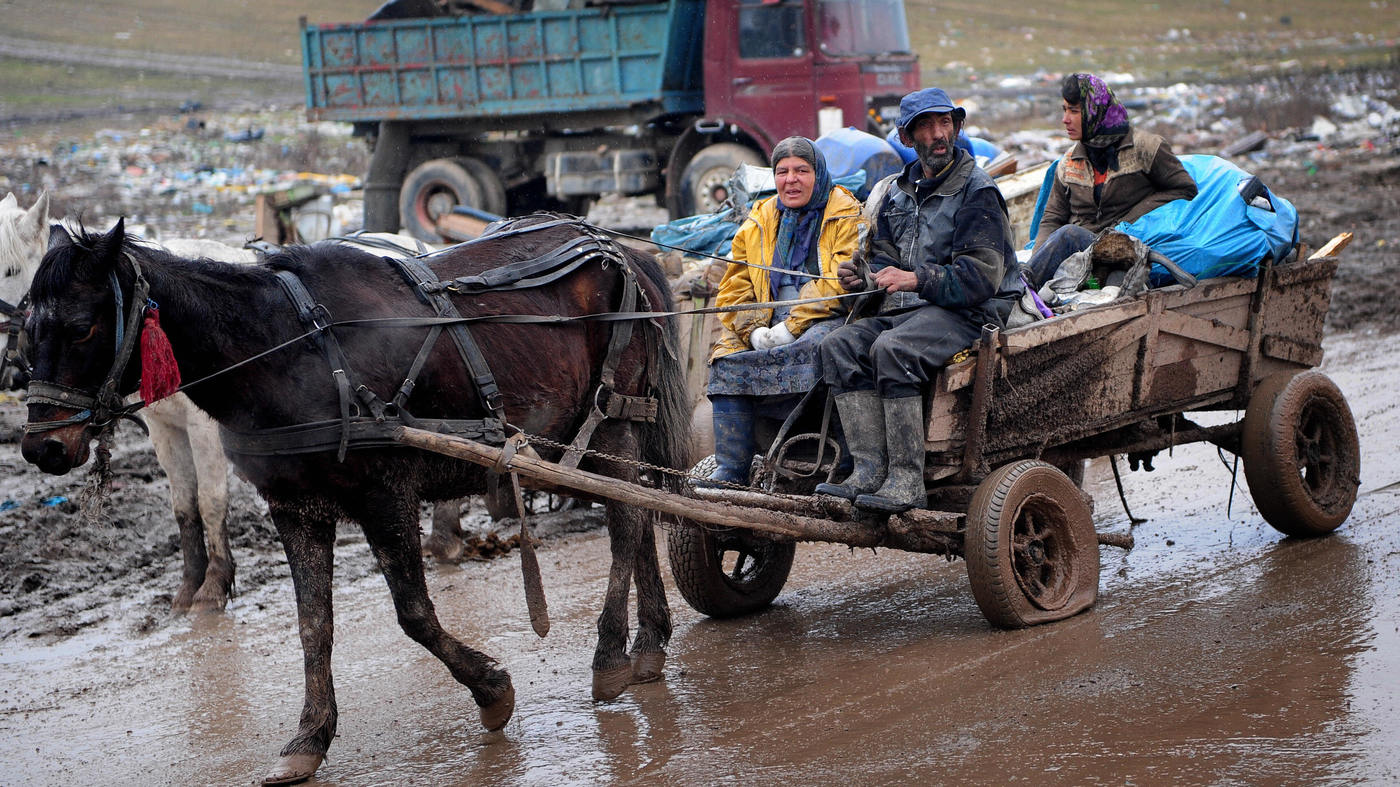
[40,496,68,507]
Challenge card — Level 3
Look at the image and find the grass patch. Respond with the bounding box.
[905,0,1400,86]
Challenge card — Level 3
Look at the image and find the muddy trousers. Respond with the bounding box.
[820,305,984,398]
[1025,224,1096,289]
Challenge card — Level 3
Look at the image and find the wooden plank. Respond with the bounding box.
[1309,232,1353,259]
[1261,334,1325,367]
[395,426,887,546]
[1155,309,1251,352]
[1000,299,1148,353]
[1133,298,1164,408]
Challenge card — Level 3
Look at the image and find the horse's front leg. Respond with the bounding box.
[187,407,234,611]
[261,499,338,786]
[629,511,671,684]
[147,413,207,613]
[358,495,515,730]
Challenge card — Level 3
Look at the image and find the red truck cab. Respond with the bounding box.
[668,0,920,215]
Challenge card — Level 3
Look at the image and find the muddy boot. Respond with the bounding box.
[699,395,756,487]
[815,390,886,501]
[856,396,926,513]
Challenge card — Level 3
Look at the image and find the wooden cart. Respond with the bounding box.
[398,233,1360,630]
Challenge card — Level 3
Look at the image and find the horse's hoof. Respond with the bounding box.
[425,532,466,563]
[631,651,665,683]
[189,585,229,614]
[261,752,324,785]
[170,584,198,614]
[479,685,515,731]
[592,664,633,701]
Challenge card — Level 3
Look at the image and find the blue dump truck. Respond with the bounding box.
[301,0,919,240]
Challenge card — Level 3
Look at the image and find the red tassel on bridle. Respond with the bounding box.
[139,303,181,404]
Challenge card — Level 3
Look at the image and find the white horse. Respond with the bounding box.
[3,191,471,611]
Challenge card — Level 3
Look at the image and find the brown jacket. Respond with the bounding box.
[1036,128,1197,239]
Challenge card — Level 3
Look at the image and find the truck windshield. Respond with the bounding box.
[738,0,807,59]
[816,0,912,56]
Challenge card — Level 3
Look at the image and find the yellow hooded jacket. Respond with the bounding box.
[709,184,865,361]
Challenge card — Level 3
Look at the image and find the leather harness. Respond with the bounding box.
[0,293,28,384]
[218,217,660,462]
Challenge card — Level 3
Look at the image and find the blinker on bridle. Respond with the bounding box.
[24,252,151,435]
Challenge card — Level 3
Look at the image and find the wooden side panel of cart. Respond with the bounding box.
[923,254,1340,480]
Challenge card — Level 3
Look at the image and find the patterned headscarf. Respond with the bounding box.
[1066,73,1131,171]
[767,136,832,293]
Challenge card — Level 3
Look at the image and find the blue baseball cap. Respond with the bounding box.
[895,87,966,129]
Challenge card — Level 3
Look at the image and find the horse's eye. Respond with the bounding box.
[72,325,98,345]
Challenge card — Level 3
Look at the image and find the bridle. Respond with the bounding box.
[23,253,150,435]
[0,292,29,386]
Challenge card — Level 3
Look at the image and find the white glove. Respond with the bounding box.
[751,322,796,351]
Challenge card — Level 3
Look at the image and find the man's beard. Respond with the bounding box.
[917,141,955,176]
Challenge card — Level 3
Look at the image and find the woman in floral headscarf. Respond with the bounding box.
[1025,72,1197,287]
[701,136,865,485]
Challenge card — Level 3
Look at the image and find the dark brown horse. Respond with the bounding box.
[20,217,690,784]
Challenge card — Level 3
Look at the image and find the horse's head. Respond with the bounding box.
[20,218,147,475]
[0,191,50,306]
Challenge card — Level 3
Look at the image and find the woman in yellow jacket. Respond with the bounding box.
[703,136,866,485]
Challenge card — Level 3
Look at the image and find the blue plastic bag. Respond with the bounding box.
[815,127,903,200]
[1115,155,1298,286]
[1024,154,1298,285]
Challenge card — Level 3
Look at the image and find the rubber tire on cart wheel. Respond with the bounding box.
[399,158,486,242]
[667,456,796,617]
[676,143,765,217]
[1241,370,1360,537]
[965,460,1099,629]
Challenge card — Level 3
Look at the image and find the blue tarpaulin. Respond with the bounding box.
[650,169,868,259]
[1025,154,1298,285]
[1116,154,1299,285]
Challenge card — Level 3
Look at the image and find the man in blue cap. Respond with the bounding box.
[816,87,1020,513]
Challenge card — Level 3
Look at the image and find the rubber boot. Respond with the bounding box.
[701,395,756,487]
[856,396,926,513]
[814,390,886,500]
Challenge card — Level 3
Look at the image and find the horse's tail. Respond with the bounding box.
[627,249,692,493]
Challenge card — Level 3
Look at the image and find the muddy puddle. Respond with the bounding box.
[0,328,1396,785]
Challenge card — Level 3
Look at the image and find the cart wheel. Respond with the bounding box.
[1241,371,1360,537]
[667,456,795,617]
[965,460,1099,629]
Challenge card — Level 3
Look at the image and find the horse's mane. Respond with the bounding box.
[31,224,270,305]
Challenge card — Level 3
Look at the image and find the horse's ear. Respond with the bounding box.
[24,191,49,232]
[93,218,127,263]
[47,224,73,253]
[0,192,15,210]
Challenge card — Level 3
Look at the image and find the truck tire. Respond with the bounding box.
[399,158,486,242]
[1241,371,1359,537]
[965,460,1099,629]
[667,456,795,617]
[457,156,508,217]
[676,143,765,217]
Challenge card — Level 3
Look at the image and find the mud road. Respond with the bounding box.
[0,324,1396,784]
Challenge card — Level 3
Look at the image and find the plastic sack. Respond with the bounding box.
[1116,154,1299,285]
[815,127,903,199]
